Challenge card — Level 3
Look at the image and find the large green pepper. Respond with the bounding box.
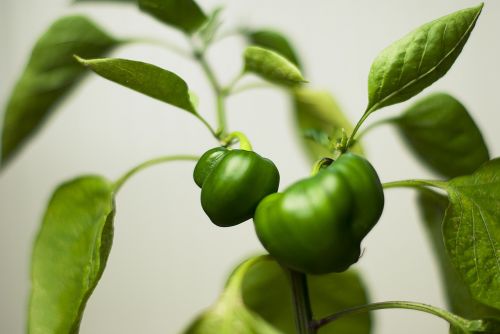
[253,153,384,274]
[194,147,280,227]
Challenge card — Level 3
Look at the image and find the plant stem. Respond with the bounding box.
[286,268,315,334]
[313,301,472,331]
[113,155,199,192]
[221,131,253,151]
[193,48,227,136]
[121,37,192,58]
[355,117,397,140]
[346,111,371,150]
[382,179,447,190]
[195,113,219,138]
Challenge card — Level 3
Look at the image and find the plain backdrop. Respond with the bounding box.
[1,1,499,333]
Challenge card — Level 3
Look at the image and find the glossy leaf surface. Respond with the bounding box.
[367,4,483,113]
[29,176,115,334]
[396,93,489,178]
[1,16,118,167]
[293,88,363,161]
[139,0,206,34]
[443,159,500,311]
[244,46,306,86]
[247,29,301,69]
[418,190,500,321]
[76,57,196,113]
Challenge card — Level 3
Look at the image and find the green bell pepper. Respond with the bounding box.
[194,147,280,227]
[253,153,384,274]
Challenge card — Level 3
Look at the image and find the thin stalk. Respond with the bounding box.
[346,111,371,149]
[193,47,227,136]
[195,113,219,138]
[355,117,397,140]
[229,82,276,96]
[382,179,447,190]
[113,155,199,192]
[121,37,192,58]
[222,70,246,95]
[313,301,471,331]
[286,268,315,334]
[221,131,253,151]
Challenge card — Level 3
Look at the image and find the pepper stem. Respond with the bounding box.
[221,131,253,151]
[286,268,316,334]
[310,157,334,176]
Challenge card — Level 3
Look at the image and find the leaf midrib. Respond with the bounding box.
[370,7,481,112]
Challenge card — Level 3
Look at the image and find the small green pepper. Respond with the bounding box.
[253,153,384,274]
[194,147,280,227]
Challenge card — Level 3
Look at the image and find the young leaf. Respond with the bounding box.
[244,46,306,86]
[242,257,371,334]
[1,16,119,168]
[417,190,500,321]
[246,29,302,69]
[443,158,500,311]
[29,176,115,334]
[138,0,207,34]
[293,88,364,161]
[395,93,489,178]
[76,57,196,114]
[367,4,483,113]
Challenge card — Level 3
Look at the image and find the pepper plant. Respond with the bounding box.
[2,1,500,333]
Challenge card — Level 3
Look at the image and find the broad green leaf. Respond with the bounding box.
[293,88,364,162]
[443,158,500,311]
[244,46,306,86]
[183,256,370,334]
[367,4,483,113]
[76,57,196,113]
[242,258,371,334]
[29,176,115,334]
[247,29,302,69]
[418,190,500,322]
[396,93,489,178]
[182,256,281,334]
[1,15,118,168]
[139,0,207,34]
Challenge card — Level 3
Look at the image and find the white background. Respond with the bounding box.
[1,1,499,333]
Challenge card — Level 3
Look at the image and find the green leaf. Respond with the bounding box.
[417,190,500,321]
[395,92,489,178]
[242,258,371,334]
[247,29,302,69]
[367,4,483,113]
[182,256,282,334]
[293,88,364,161]
[76,57,196,114]
[29,176,115,334]
[1,15,118,168]
[196,7,223,46]
[443,158,500,311]
[139,0,207,34]
[244,46,306,86]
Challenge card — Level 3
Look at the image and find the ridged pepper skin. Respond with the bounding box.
[253,153,384,274]
[194,147,280,227]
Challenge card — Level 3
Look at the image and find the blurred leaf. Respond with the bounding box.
[247,29,301,69]
[443,159,500,311]
[366,4,483,113]
[418,189,500,321]
[244,46,306,86]
[197,7,223,46]
[242,258,371,334]
[293,88,364,161]
[76,56,196,113]
[29,176,115,334]
[395,92,489,178]
[139,0,207,34]
[1,15,118,168]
